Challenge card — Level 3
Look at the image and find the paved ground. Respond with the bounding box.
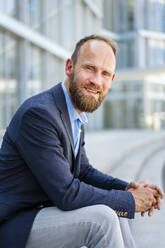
[85,129,165,173]
[131,147,165,248]
[1,129,165,247]
[85,129,165,248]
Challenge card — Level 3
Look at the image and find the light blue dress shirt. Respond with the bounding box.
[62,82,88,157]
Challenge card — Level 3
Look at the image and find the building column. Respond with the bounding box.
[16,0,30,104]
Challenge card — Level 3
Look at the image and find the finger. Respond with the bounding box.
[130,182,139,189]
[139,180,149,187]
[152,196,157,205]
[141,211,145,217]
[132,180,148,189]
[148,187,161,199]
[147,192,157,206]
[148,206,154,216]
[156,198,162,210]
[150,189,160,198]
[126,181,138,190]
[149,185,164,199]
[153,185,164,198]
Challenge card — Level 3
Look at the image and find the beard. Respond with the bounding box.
[69,72,107,113]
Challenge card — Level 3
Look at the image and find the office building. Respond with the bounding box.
[0,0,165,131]
[103,0,165,129]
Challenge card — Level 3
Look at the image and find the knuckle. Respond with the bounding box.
[148,197,153,201]
[147,202,152,207]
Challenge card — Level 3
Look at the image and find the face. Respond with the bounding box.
[65,40,116,113]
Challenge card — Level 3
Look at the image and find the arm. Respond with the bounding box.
[78,129,163,217]
[79,146,128,190]
[79,128,128,191]
[16,107,135,218]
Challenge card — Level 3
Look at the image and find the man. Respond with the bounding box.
[0,35,163,248]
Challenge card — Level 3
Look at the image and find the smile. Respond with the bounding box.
[86,88,98,95]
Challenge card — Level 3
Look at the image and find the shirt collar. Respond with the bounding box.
[61,82,88,125]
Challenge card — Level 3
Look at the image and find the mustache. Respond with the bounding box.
[82,83,102,93]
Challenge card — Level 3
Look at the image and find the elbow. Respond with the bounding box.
[57,204,72,211]
[56,196,79,211]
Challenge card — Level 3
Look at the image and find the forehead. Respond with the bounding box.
[76,40,116,70]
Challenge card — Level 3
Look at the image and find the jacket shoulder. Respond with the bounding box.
[7,83,63,141]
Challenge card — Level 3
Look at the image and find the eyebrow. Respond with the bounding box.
[82,62,113,75]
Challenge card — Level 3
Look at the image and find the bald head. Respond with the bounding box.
[71,34,118,66]
[75,39,116,74]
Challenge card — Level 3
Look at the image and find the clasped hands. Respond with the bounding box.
[126,181,164,217]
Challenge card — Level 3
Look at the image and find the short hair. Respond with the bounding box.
[71,34,118,65]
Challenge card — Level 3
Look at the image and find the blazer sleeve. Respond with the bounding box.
[79,133,128,191]
[16,107,135,219]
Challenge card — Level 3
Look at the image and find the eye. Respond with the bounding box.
[103,71,111,78]
[84,65,94,71]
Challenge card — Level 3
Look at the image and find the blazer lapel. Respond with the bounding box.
[52,83,75,154]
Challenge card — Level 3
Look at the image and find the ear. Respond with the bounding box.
[65,59,73,77]
[112,73,115,81]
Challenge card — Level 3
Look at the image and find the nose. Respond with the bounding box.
[89,72,102,87]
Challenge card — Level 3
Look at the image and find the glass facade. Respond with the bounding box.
[103,0,165,129]
[146,38,165,66]
[27,45,42,97]
[116,40,135,69]
[27,0,43,31]
[103,0,134,32]
[144,0,165,31]
[0,0,16,17]
[0,0,104,131]
[0,0,165,130]
[0,32,18,129]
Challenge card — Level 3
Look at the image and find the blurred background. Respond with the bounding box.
[0,0,165,132]
[0,1,165,246]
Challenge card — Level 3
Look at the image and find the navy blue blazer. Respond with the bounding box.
[0,83,135,247]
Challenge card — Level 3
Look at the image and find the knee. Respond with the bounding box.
[89,205,119,227]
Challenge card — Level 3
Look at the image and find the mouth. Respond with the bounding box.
[85,87,99,95]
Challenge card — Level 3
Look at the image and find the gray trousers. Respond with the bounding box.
[25,205,136,248]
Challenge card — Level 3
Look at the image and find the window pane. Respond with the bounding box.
[0,32,18,129]
[27,45,42,97]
